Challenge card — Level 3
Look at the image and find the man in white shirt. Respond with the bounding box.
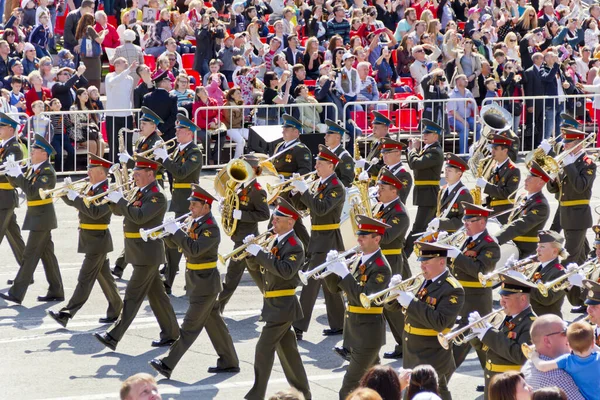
[410,44,442,96]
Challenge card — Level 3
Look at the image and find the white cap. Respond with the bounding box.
[342,52,356,61]
[23,42,35,52]
[412,393,442,400]
[123,29,136,42]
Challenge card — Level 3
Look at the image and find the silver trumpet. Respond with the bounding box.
[298,246,361,285]
[139,212,192,242]
[437,308,506,350]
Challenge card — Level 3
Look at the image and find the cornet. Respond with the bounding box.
[218,230,275,264]
[39,177,90,199]
[478,254,539,286]
[139,212,192,242]
[298,246,361,285]
[359,273,424,309]
[437,308,506,350]
[536,258,599,297]
[134,138,177,159]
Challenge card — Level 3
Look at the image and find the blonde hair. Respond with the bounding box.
[120,373,157,400]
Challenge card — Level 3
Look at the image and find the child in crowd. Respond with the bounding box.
[10,76,26,113]
[22,100,53,143]
[87,86,104,112]
[484,77,498,99]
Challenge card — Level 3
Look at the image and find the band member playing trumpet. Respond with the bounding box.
[355,111,392,178]
[325,120,354,187]
[404,119,444,257]
[386,242,464,400]
[469,274,537,399]
[446,203,500,369]
[1,135,64,305]
[242,199,311,400]
[291,145,346,341]
[428,154,472,233]
[94,157,179,351]
[48,155,123,327]
[496,161,551,258]
[218,154,270,313]
[378,138,412,205]
[323,215,392,400]
[150,185,240,378]
[153,114,203,294]
[582,280,600,345]
[476,134,521,225]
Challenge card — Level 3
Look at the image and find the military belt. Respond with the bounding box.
[382,249,402,255]
[413,180,440,186]
[311,223,340,231]
[264,289,296,298]
[490,199,513,206]
[0,182,14,190]
[27,198,53,207]
[279,171,293,177]
[173,183,192,189]
[485,361,521,373]
[347,305,383,314]
[187,261,217,270]
[513,236,539,243]
[560,200,590,206]
[404,324,451,337]
[124,232,142,239]
[458,280,494,288]
[79,223,109,230]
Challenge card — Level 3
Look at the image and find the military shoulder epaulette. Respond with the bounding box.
[554,263,564,271]
[332,178,339,186]
[530,315,537,321]
[460,188,467,194]
[206,217,214,225]
[288,236,297,246]
[535,198,542,203]
[585,156,593,165]
[253,181,262,190]
[394,203,402,212]
[339,150,351,159]
[151,186,159,192]
[446,276,460,288]
[484,235,493,243]
[102,184,108,191]
[375,257,384,267]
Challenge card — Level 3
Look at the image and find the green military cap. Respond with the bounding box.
[32,134,56,156]
[415,242,449,261]
[188,183,216,204]
[445,153,469,172]
[560,113,581,130]
[0,111,19,129]
[355,214,391,236]
[583,279,600,306]
[498,273,537,295]
[282,114,303,131]
[537,230,564,245]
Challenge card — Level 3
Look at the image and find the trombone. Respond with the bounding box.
[39,177,90,200]
[218,229,275,264]
[266,171,317,195]
[298,245,361,285]
[437,308,506,350]
[478,254,539,286]
[134,138,177,159]
[359,273,424,309]
[139,212,192,242]
[536,258,599,297]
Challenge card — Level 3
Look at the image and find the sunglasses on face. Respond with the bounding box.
[414,49,424,53]
[545,328,567,337]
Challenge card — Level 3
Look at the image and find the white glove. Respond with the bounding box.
[63,177,72,186]
[562,153,576,166]
[358,170,370,181]
[243,234,256,244]
[246,243,261,256]
[505,253,517,268]
[437,231,449,241]
[447,246,460,259]
[486,144,492,152]
[326,260,350,278]
[164,220,179,235]
[233,209,242,220]
[153,146,169,161]
[355,158,367,169]
[476,177,488,188]
[105,189,124,204]
[389,274,403,287]
[326,250,339,262]
[368,186,379,197]
[291,179,308,194]
[66,189,78,201]
[118,152,132,163]
[468,311,482,325]
[428,218,440,231]
[396,291,415,307]
[369,157,379,166]
[568,273,584,288]
[540,139,552,154]
[469,144,475,157]
[5,163,22,177]
[471,321,492,339]
[566,262,579,271]
[277,175,286,184]
[217,197,225,214]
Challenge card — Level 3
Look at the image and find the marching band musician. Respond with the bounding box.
[217,154,270,313]
[94,157,179,351]
[291,145,346,341]
[404,119,445,257]
[581,280,600,346]
[446,202,500,370]
[428,154,473,234]
[501,131,520,163]
[355,111,392,178]
[386,242,465,400]
[242,199,311,400]
[468,274,537,399]
[325,120,354,187]
[378,138,412,205]
[323,215,392,400]
[47,155,123,327]
[0,112,25,280]
[476,134,521,224]
[1,135,64,305]
[150,185,240,378]
[495,161,551,258]
[152,114,203,294]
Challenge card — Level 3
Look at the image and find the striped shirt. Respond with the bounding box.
[521,356,585,400]
[170,89,195,106]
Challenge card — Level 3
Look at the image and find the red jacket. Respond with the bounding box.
[24,87,51,115]
[192,97,219,129]
[94,22,120,50]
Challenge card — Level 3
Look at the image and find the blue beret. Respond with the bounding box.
[325,119,347,135]
[32,134,56,156]
[282,114,303,131]
[175,113,199,132]
[0,112,19,129]
[372,111,392,127]
[421,118,442,134]
[139,106,164,125]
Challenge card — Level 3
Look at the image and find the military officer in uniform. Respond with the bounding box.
[355,111,392,177]
[476,134,521,224]
[1,136,64,305]
[581,279,600,346]
[323,215,392,400]
[386,242,465,400]
[446,203,500,369]
[94,157,179,351]
[47,155,123,327]
[153,114,203,294]
[404,119,444,257]
[324,120,354,187]
[142,70,178,143]
[243,199,311,400]
[0,112,25,279]
[428,154,473,234]
[496,161,551,258]
[218,154,270,313]
[291,145,346,340]
[469,274,537,399]
[377,138,412,205]
[149,185,240,378]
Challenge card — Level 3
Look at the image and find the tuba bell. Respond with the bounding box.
[215,158,254,236]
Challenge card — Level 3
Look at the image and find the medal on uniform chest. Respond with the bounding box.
[285,154,292,163]
[271,246,279,258]
[417,287,428,299]
[532,272,542,282]
[141,143,148,151]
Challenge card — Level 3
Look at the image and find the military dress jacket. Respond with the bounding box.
[381,162,413,205]
[62,179,113,255]
[547,153,596,230]
[373,198,410,275]
[451,229,500,290]
[165,212,222,297]
[110,181,167,265]
[332,145,355,187]
[483,159,520,216]
[0,136,23,210]
[366,138,385,178]
[437,182,473,232]
[407,142,444,207]
[127,131,165,182]
[254,232,305,323]
[8,159,57,231]
[231,179,270,243]
[272,139,312,177]
[162,142,203,214]
[142,88,178,140]
[529,258,566,317]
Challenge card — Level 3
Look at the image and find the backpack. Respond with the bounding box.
[82,37,102,58]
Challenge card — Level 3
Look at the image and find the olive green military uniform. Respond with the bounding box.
[387,270,465,400]
[450,230,500,369]
[161,212,239,371]
[381,161,413,205]
[59,180,122,320]
[332,145,355,187]
[505,130,520,163]
[483,159,520,224]
[7,160,64,302]
[245,231,311,400]
[162,142,203,291]
[0,136,25,271]
[219,179,270,311]
[365,137,385,178]
[472,306,536,400]
[292,174,346,335]
[529,258,566,318]
[404,142,444,256]
[107,181,179,343]
[437,182,473,233]
[496,192,550,258]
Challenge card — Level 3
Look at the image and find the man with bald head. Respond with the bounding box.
[521,315,584,399]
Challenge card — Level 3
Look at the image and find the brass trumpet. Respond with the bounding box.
[39,177,90,199]
[134,138,177,159]
[478,254,539,286]
[82,182,137,208]
[0,157,30,175]
[522,343,535,359]
[218,230,275,264]
[266,171,317,195]
[359,273,424,309]
[437,308,506,350]
[298,246,361,285]
[536,258,599,297]
[139,212,192,242]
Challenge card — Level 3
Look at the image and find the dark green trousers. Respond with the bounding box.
[453,289,492,370]
[564,229,590,307]
[164,212,185,290]
[0,208,25,268]
[339,346,381,400]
